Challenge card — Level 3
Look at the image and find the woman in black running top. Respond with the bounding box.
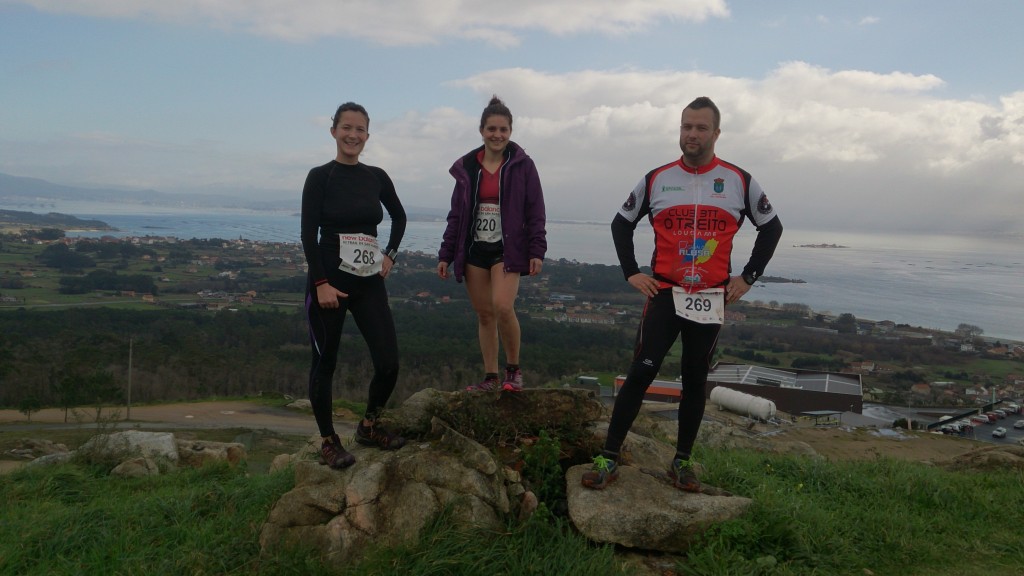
[301,102,408,469]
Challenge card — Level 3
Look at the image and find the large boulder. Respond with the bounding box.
[573,420,755,553]
[79,430,179,469]
[566,464,752,553]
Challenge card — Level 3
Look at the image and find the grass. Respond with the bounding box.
[342,505,621,576]
[2,431,1023,575]
[689,448,1024,576]
[1,462,294,575]
[2,399,1024,573]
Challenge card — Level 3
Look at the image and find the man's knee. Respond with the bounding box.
[629,357,661,383]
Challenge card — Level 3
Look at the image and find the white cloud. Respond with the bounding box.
[4,60,1023,234]
[364,64,1024,233]
[15,0,730,45]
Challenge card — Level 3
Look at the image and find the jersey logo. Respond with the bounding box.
[713,178,725,193]
[622,191,637,211]
[680,238,718,265]
[757,193,773,214]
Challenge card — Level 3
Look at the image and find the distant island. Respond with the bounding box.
[794,243,848,248]
[759,276,806,284]
[0,209,112,231]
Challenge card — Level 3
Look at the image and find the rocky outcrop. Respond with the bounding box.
[692,420,821,459]
[23,430,246,474]
[260,417,525,562]
[6,438,69,459]
[261,388,758,560]
[176,439,247,467]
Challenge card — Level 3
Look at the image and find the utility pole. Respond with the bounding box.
[127,337,132,420]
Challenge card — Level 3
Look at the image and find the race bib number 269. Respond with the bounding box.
[672,287,725,324]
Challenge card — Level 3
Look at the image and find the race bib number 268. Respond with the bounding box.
[338,233,383,277]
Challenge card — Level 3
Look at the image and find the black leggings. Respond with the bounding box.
[306,272,399,438]
[605,289,721,458]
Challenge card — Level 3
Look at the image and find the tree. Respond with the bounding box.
[38,242,95,270]
[955,323,983,339]
[82,370,121,422]
[18,396,41,421]
[53,370,82,423]
[834,313,857,334]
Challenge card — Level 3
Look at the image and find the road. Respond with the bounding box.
[0,400,326,437]
[867,403,1024,446]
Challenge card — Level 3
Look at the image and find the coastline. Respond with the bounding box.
[2,207,1022,343]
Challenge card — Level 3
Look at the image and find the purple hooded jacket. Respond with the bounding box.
[438,141,547,282]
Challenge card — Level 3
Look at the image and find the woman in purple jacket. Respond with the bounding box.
[437,96,547,392]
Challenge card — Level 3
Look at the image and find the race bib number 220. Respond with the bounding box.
[474,204,502,243]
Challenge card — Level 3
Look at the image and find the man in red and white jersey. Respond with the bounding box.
[582,96,783,492]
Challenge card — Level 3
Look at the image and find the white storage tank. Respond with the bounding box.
[710,386,776,421]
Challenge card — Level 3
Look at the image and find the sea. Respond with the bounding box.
[13,201,1023,343]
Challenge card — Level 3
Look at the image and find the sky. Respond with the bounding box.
[2,0,1023,236]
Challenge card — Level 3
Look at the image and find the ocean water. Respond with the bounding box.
[30,204,1024,343]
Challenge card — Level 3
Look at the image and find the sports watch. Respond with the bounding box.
[741,272,757,286]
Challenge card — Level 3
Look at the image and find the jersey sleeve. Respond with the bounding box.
[745,176,777,227]
[740,176,782,279]
[611,176,651,280]
[616,177,649,224]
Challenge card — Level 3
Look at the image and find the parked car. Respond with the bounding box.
[1013,419,1024,430]
[970,416,990,426]
[993,409,1007,418]
[992,427,1007,438]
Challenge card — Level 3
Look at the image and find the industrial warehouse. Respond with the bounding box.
[613,362,864,419]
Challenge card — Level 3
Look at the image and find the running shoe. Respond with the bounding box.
[501,367,524,392]
[668,457,701,493]
[319,434,356,469]
[580,455,619,490]
[355,422,407,450]
[465,377,501,391]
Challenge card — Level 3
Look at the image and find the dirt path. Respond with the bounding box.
[3,400,987,467]
[0,401,325,436]
[767,425,986,463]
[1,400,358,475]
